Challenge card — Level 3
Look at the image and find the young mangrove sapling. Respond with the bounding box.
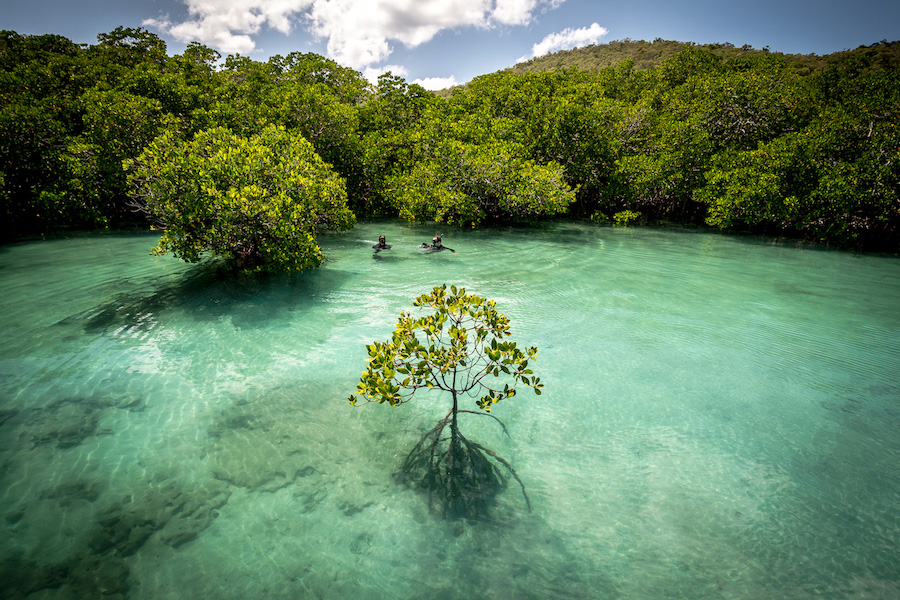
[349,284,543,519]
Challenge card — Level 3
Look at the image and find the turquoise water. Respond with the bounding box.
[1,221,899,599]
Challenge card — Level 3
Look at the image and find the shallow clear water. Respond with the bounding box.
[1,222,899,599]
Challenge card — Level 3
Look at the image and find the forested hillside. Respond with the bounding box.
[508,37,900,76]
[2,28,898,265]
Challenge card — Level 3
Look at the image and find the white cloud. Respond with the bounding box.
[412,75,459,90]
[146,0,564,67]
[517,22,608,63]
[145,0,315,55]
[363,64,409,85]
[362,66,457,90]
[305,0,555,68]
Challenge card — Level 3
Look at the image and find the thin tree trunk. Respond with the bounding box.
[446,367,465,515]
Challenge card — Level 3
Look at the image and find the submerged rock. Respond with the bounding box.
[89,480,231,557]
[42,478,105,505]
[27,400,105,449]
[0,551,132,599]
[24,395,143,450]
[0,557,68,598]
[0,409,18,428]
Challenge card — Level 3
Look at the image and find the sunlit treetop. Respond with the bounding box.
[349,284,542,411]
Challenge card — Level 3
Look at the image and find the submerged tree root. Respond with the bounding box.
[396,413,531,519]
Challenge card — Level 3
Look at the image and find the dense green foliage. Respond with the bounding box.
[125,124,354,271]
[2,29,899,257]
[349,284,541,517]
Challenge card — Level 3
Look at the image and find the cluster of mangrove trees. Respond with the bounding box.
[2,28,898,265]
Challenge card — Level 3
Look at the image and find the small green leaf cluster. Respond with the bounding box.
[349,284,542,411]
[613,209,643,226]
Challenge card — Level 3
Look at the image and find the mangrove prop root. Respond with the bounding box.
[457,410,512,438]
[396,415,531,519]
[469,441,531,513]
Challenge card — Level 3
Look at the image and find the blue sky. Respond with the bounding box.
[3,0,898,89]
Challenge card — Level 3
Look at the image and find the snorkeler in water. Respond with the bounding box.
[419,234,454,253]
[372,235,391,251]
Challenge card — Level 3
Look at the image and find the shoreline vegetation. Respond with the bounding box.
[2,28,898,267]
